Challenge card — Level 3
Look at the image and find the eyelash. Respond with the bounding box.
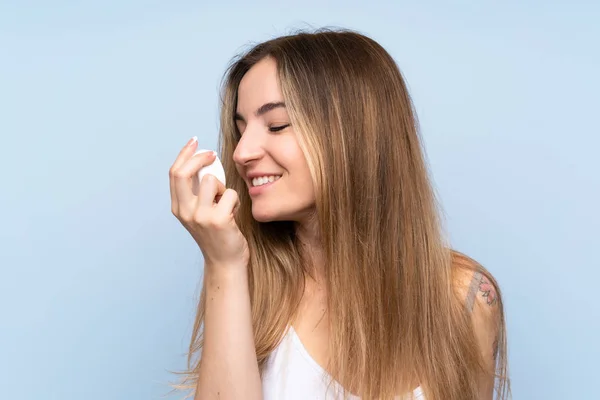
[269,124,290,132]
[234,124,290,139]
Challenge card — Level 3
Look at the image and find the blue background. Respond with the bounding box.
[1,1,598,399]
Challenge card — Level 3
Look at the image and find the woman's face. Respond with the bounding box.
[233,57,316,223]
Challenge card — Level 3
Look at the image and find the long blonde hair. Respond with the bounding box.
[177,28,509,400]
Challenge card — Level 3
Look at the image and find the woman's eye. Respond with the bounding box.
[269,124,290,132]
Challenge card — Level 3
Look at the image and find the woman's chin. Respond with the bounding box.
[251,206,278,223]
[253,215,274,223]
[251,202,315,224]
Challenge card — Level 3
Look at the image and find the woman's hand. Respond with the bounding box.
[169,137,249,270]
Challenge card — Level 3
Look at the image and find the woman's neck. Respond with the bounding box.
[295,214,326,282]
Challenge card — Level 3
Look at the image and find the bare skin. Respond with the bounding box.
[291,243,330,373]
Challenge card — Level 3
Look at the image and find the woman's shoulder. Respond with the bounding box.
[451,251,501,313]
[450,250,503,362]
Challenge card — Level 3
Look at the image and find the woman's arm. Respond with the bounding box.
[469,273,502,399]
[169,142,262,400]
[454,257,505,400]
[195,265,262,400]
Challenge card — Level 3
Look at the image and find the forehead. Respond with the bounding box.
[237,57,283,114]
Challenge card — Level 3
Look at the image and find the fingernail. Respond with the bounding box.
[187,136,198,146]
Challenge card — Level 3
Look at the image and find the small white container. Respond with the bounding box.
[194,149,226,186]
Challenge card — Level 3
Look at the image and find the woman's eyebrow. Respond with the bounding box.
[234,101,286,122]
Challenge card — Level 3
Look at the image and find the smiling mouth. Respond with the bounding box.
[251,175,282,187]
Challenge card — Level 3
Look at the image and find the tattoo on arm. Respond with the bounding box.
[478,276,498,306]
[480,276,500,363]
[465,272,501,365]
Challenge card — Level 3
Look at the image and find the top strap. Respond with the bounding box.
[465,270,483,313]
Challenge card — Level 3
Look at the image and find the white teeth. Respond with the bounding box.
[252,175,281,187]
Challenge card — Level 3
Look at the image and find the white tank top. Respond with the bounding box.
[261,326,425,399]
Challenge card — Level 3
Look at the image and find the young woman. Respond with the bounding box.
[169,29,510,400]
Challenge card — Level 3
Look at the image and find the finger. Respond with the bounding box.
[215,188,240,216]
[169,136,199,212]
[197,174,226,207]
[169,168,178,214]
[174,151,217,207]
[172,136,200,170]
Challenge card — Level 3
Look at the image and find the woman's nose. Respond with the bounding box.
[232,129,265,166]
